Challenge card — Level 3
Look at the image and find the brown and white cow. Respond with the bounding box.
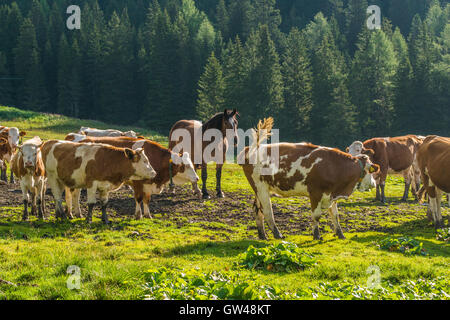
[239,140,379,241]
[11,137,46,220]
[0,126,26,183]
[41,140,157,223]
[347,135,422,203]
[65,136,199,219]
[416,135,450,229]
[78,127,138,138]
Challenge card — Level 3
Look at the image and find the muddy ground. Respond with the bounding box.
[0,181,432,237]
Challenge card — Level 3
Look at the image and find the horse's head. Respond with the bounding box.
[223,109,239,147]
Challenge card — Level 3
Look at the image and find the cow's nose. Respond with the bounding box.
[25,161,33,167]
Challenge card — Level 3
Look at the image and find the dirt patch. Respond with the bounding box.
[0,182,431,237]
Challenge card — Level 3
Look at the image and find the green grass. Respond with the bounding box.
[0,106,449,300]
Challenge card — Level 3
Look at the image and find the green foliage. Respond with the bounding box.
[143,267,288,300]
[436,228,450,242]
[377,236,428,256]
[237,242,316,273]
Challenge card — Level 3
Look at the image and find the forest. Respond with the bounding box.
[0,0,449,148]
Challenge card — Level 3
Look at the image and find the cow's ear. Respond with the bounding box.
[124,148,136,161]
[369,163,380,174]
[0,138,7,144]
[363,148,375,157]
[345,147,349,153]
[20,131,26,137]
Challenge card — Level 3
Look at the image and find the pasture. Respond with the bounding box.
[0,106,449,300]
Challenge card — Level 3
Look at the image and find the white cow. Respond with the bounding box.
[79,127,138,138]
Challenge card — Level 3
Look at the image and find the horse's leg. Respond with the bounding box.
[216,163,224,198]
[201,163,210,199]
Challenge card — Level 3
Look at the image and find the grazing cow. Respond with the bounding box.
[65,136,199,219]
[417,135,450,228]
[0,126,26,183]
[11,137,46,220]
[79,127,138,138]
[65,133,87,142]
[41,140,157,223]
[168,109,239,199]
[347,135,422,203]
[239,119,379,240]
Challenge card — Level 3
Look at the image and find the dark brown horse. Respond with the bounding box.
[168,109,239,199]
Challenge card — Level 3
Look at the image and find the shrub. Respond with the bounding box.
[377,237,428,256]
[236,242,316,273]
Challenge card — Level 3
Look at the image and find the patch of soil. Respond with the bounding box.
[0,182,431,237]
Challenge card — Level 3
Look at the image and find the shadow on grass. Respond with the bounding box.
[162,239,269,258]
[340,197,420,208]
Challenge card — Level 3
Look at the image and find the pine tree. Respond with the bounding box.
[215,0,229,39]
[350,29,399,138]
[14,18,47,111]
[281,28,313,140]
[0,51,14,106]
[196,52,225,121]
[345,0,368,54]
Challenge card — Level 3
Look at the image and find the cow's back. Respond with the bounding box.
[418,136,450,193]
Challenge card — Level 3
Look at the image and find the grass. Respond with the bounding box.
[0,106,449,300]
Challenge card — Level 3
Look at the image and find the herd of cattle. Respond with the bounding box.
[0,117,449,240]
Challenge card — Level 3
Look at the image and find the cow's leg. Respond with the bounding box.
[216,163,224,198]
[310,193,326,240]
[99,191,110,225]
[401,169,412,202]
[375,183,381,201]
[201,163,210,199]
[30,187,37,217]
[64,187,75,219]
[258,190,283,239]
[143,192,153,219]
[380,182,386,203]
[72,189,83,218]
[0,164,6,182]
[133,183,143,220]
[329,201,345,239]
[253,198,267,240]
[85,187,97,224]
[47,177,65,219]
[19,179,30,221]
[434,188,444,229]
[9,169,14,184]
[36,178,45,220]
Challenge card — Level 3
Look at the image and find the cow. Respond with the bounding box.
[40,140,157,223]
[65,133,87,142]
[0,126,26,183]
[64,136,199,219]
[347,135,423,203]
[78,127,138,138]
[10,137,46,220]
[416,135,450,229]
[239,118,380,241]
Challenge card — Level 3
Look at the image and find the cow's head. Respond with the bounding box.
[125,148,157,180]
[0,138,12,162]
[355,154,380,192]
[171,152,199,184]
[223,109,239,147]
[346,141,374,158]
[18,138,43,171]
[6,128,26,150]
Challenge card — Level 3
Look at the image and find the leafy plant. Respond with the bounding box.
[142,267,291,300]
[236,242,316,273]
[377,236,428,256]
[436,228,450,242]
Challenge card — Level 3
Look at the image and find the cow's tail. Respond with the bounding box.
[416,184,427,204]
[238,117,274,165]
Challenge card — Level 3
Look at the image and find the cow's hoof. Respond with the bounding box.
[313,228,323,241]
[216,191,225,198]
[144,214,153,219]
[202,193,210,200]
[336,230,346,239]
[273,229,284,239]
